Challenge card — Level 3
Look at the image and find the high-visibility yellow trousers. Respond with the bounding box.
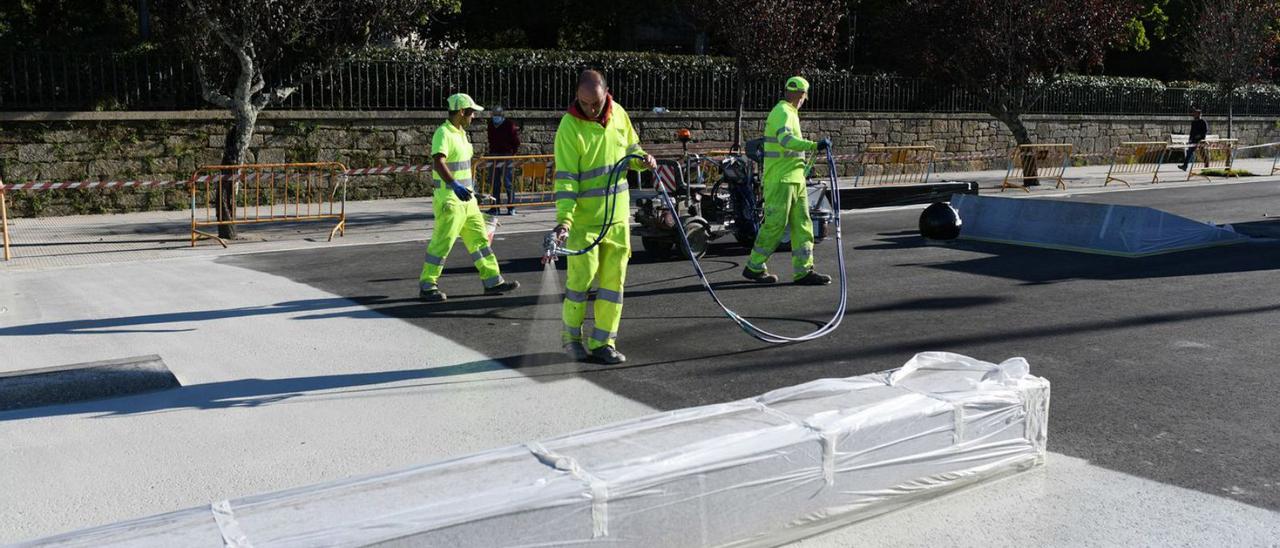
[562,222,630,350]
[746,182,814,280]
[420,188,504,289]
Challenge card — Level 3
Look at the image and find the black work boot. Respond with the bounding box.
[564,341,589,362]
[484,279,521,295]
[742,267,779,284]
[794,270,833,286]
[418,288,447,302]
[589,346,627,365]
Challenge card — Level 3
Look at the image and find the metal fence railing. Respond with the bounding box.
[5,50,1279,115]
[2,51,200,110]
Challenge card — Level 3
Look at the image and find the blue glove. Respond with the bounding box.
[816,138,832,151]
[450,181,473,201]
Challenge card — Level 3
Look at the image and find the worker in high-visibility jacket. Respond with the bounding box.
[743,76,833,286]
[550,70,657,364]
[419,93,520,302]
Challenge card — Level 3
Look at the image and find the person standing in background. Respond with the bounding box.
[487,106,521,215]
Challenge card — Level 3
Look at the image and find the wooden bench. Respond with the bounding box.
[1169,134,1221,163]
[1170,134,1220,146]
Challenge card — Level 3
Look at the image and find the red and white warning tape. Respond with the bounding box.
[1,179,185,191]
[0,164,438,192]
[829,150,1111,164]
[343,165,433,176]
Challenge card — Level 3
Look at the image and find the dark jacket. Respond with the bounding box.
[487,118,521,155]
[1190,118,1208,143]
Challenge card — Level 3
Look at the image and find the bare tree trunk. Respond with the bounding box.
[994,110,1038,186]
[1228,96,1234,139]
[216,106,258,240]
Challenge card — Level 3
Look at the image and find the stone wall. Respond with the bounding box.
[2,109,1277,216]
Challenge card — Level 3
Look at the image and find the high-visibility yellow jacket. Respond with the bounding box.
[763,100,816,185]
[553,98,648,230]
[431,121,474,189]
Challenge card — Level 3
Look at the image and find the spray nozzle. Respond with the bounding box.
[542,230,570,265]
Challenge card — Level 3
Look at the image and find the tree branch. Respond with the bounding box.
[194,61,233,109]
[254,85,298,110]
[183,0,243,55]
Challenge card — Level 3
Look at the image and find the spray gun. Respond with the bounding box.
[541,226,570,266]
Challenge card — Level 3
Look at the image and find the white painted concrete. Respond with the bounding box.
[0,257,655,543]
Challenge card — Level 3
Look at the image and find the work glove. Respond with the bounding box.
[450,181,474,201]
[552,224,569,246]
[816,138,832,152]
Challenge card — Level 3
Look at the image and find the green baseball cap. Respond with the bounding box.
[447,93,485,112]
[785,76,810,93]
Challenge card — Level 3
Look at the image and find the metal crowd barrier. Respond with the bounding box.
[189,162,348,248]
[1183,139,1237,181]
[472,154,557,208]
[1104,142,1168,187]
[853,145,936,187]
[1002,144,1074,192]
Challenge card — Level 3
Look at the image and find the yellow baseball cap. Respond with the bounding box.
[447,93,485,112]
[785,76,810,92]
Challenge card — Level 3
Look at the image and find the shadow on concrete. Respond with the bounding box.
[0,352,573,421]
[0,342,789,421]
[0,297,387,336]
[0,284,826,337]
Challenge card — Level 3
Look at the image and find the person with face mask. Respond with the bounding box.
[550,69,657,364]
[486,105,521,214]
[418,93,520,302]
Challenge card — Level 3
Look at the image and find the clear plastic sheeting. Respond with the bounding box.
[23,353,1050,548]
[951,194,1249,257]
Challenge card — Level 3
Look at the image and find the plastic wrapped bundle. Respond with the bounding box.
[951,194,1248,257]
[25,353,1050,548]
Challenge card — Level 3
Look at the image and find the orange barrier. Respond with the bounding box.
[1104,142,1168,187]
[1184,139,1237,180]
[854,145,936,186]
[472,154,557,208]
[189,162,348,248]
[1002,144,1073,192]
